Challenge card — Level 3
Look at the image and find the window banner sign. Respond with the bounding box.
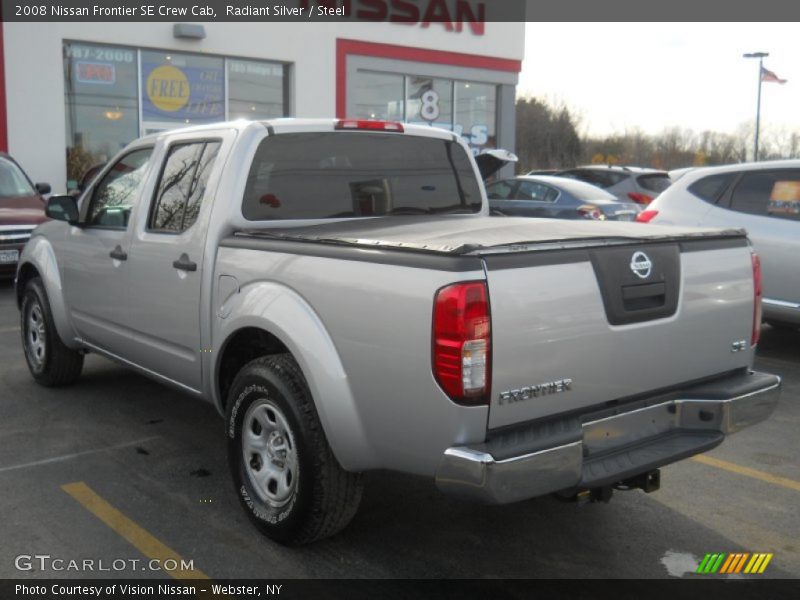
[140,58,224,123]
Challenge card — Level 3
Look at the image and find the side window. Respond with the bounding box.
[515,181,558,202]
[87,148,153,228]
[730,170,800,221]
[150,141,221,233]
[688,173,735,204]
[486,180,514,200]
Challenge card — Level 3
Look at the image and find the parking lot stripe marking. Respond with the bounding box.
[0,325,19,333]
[0,437,160,474]
[692,454,800,493]
[758,554,773,573]
[720,553,736,573]
[62,481,209,580]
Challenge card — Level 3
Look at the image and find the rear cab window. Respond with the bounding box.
[241,132,483,220]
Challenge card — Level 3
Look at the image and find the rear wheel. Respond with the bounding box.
[20,277,83,386]
[226,354,363,544]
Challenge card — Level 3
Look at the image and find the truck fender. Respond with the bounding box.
[18,236,81,350]
[213,281,375,472]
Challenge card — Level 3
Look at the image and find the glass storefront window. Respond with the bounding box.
[405,76,453,130]
[454,81,497,151]
[140,50,224,130]
[351,70,497,155]
[228,59,287,120]
[352,71,404,121]
[63,42,138,186]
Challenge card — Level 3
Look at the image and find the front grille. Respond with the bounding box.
[0,226,35,245]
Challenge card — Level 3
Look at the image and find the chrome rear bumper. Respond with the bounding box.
[435,371,780,504]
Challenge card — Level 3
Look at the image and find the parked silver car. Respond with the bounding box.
[642,160,800,328]
[557,165,672,207]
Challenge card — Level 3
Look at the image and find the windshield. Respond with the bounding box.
[0,156,36,198]
[241,132,483,220]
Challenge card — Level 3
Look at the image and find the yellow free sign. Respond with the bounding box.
[146,65,190,112]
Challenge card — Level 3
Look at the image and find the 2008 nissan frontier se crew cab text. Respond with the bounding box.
[16,119,781,544]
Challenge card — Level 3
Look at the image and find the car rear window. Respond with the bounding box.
[688,173,735,204]
[559,169,629,189]
[241,132,482,220]
[636,174,671,193]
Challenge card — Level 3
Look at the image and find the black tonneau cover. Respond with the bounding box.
[233,216,747,256]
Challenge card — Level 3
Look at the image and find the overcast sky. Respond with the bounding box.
[518,22,799,138]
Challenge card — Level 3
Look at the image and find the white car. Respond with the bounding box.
[641,160,800,328]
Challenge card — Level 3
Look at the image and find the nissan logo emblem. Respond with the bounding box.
[630,251,652,279]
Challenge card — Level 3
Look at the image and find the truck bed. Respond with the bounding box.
[233,215,745,255]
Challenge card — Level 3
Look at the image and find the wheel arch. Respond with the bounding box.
[213,281,375,472]
[16,237,80,349]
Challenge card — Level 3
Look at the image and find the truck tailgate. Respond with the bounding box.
[484,237,755,429]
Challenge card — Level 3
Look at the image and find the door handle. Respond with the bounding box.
[109,245,127,261]
[173,253,197,272]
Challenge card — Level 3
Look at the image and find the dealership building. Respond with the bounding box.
[0,15,524,190]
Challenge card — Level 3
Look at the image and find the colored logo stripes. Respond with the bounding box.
[696,552,773,574]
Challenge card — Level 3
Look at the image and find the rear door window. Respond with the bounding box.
[486,180,515,200]
[150,141,221,233]
[242,132,483,220]
[515,181,558,202]
[729,170,800,221]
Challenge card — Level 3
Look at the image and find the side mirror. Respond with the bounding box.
[45,195,80,225]
[35,182,51,195]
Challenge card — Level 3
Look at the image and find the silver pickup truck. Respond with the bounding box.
[16,119,780,544]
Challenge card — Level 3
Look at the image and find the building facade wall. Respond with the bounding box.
[2,21,523,190]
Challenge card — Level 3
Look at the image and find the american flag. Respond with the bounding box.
[761,66,787,84]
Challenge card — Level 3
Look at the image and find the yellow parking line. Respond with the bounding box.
[692,454,800,493]
[62,481,209,580]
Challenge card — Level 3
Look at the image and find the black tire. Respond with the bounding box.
[20,277,83,386]
[226,354,363,545]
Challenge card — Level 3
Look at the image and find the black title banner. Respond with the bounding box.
[3,0,800,22]
[2,0,526,22]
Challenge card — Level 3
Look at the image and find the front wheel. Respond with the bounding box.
[20,277,83,386]
[226,354,363,545]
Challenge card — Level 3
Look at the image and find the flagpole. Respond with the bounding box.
[744,51,769,162]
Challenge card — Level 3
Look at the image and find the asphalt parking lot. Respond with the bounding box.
[0,278,798,580]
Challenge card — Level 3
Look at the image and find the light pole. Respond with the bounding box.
[743,51,769,162]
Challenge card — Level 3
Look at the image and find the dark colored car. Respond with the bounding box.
[486,175,640,221]
[0,154,50,278]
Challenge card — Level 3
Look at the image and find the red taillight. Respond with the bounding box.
[752,253,762,346]
[577,204,604,220]
[432,282,491,405]
[628,192,655,205]
[335,119,404,132]
[635,209,659,223]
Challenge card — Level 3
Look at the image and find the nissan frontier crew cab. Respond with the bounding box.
[17,119,780,544]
